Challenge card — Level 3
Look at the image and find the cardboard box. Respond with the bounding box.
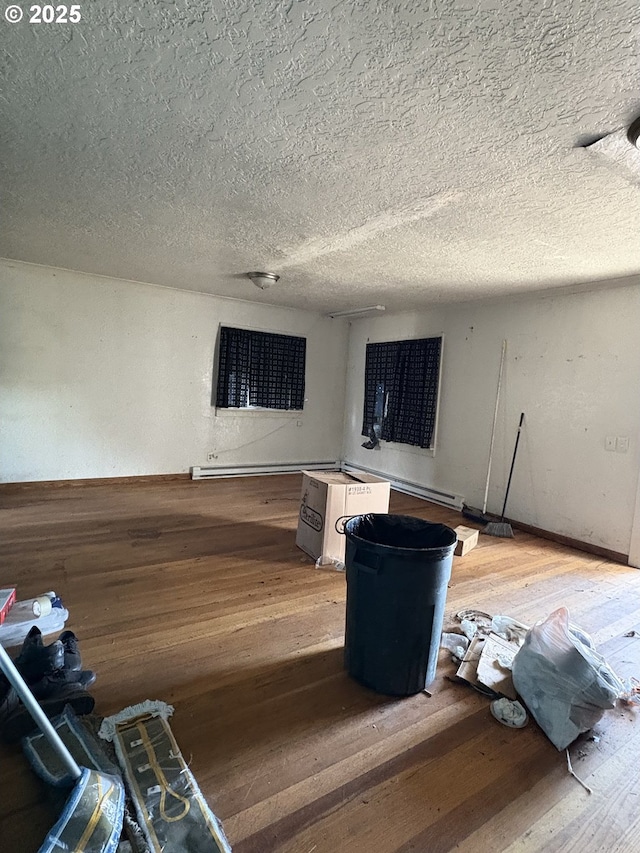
[296,471,391,562]
[454,525,479,557]
[476,633,519,700]
[0,588,16,625]
[454,632,519,700]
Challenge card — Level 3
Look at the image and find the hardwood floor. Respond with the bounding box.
[1,475,639,852]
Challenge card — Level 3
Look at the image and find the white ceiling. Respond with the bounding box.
[2,1,640,312]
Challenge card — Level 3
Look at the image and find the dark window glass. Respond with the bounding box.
[216,327,306,410]
[362,337,442,448]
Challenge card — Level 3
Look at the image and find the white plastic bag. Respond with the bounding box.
[0,599,69,649]
[511,606,624,750]
[440,632,470,660]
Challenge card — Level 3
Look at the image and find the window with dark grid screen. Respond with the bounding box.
[362,337,441,448]
[216,326,306,410]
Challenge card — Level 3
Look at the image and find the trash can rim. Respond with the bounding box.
[344,513,457,550]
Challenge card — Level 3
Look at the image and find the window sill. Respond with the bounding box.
[215,407,304,419]
[379,441,436,458]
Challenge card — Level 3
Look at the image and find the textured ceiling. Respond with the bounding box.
[2,0,640,312]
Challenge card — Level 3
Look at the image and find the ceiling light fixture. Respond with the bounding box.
[247,271,280,290]
[327,305,386,319]
[628,116,640,149]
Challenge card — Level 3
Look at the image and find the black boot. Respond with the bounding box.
[17,628,96,687]
[0,676,19,731]
[13,627,64,684]
[1,628,97,743]
[58,630,96,687]
[1,672,96,744]
[59,630,82,672]
[58,668,97,689]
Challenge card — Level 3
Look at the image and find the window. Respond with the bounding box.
[215,326,306,410]
[362,336,442,449]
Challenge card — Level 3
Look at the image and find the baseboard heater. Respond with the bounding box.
[192,460,464,510]
[341,461,465,511]
[191,461,340,480]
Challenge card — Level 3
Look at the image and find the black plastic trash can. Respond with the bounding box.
[344,514,457,696]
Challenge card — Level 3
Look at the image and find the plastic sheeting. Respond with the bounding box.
[37,767,124,853]
[100,702,232,853]
[0,599,69,649]
[512,606,624,750]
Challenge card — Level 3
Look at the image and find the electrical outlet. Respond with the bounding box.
[296,420,303,427]
[605,436,616,451]
[207,452,217,462]
[616,437,629,453]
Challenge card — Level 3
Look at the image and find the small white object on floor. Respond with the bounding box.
[566,748,593,794]
[315,555,345,571]
[456,609,493,632]
[490,698,528,728]
[32,596,53,617]
[460,619,478,640]
[491,614,530,645]
[440,632,470,660]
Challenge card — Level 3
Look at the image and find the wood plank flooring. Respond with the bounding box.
[1,475,639,852]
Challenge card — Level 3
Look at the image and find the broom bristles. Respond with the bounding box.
[483,521,514,538]
[462,506,494,525]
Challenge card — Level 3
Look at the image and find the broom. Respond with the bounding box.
[462,340,506,526]
[483,412,525,538]
[0,642,124,852]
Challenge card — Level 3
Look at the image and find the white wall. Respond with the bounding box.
[4,258,639,557]
[343,284,640,555]
[0,260,348,482]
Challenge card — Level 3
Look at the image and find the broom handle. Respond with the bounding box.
[0,642,82,780]
[482,340,507,515]
[501,412,525,520]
